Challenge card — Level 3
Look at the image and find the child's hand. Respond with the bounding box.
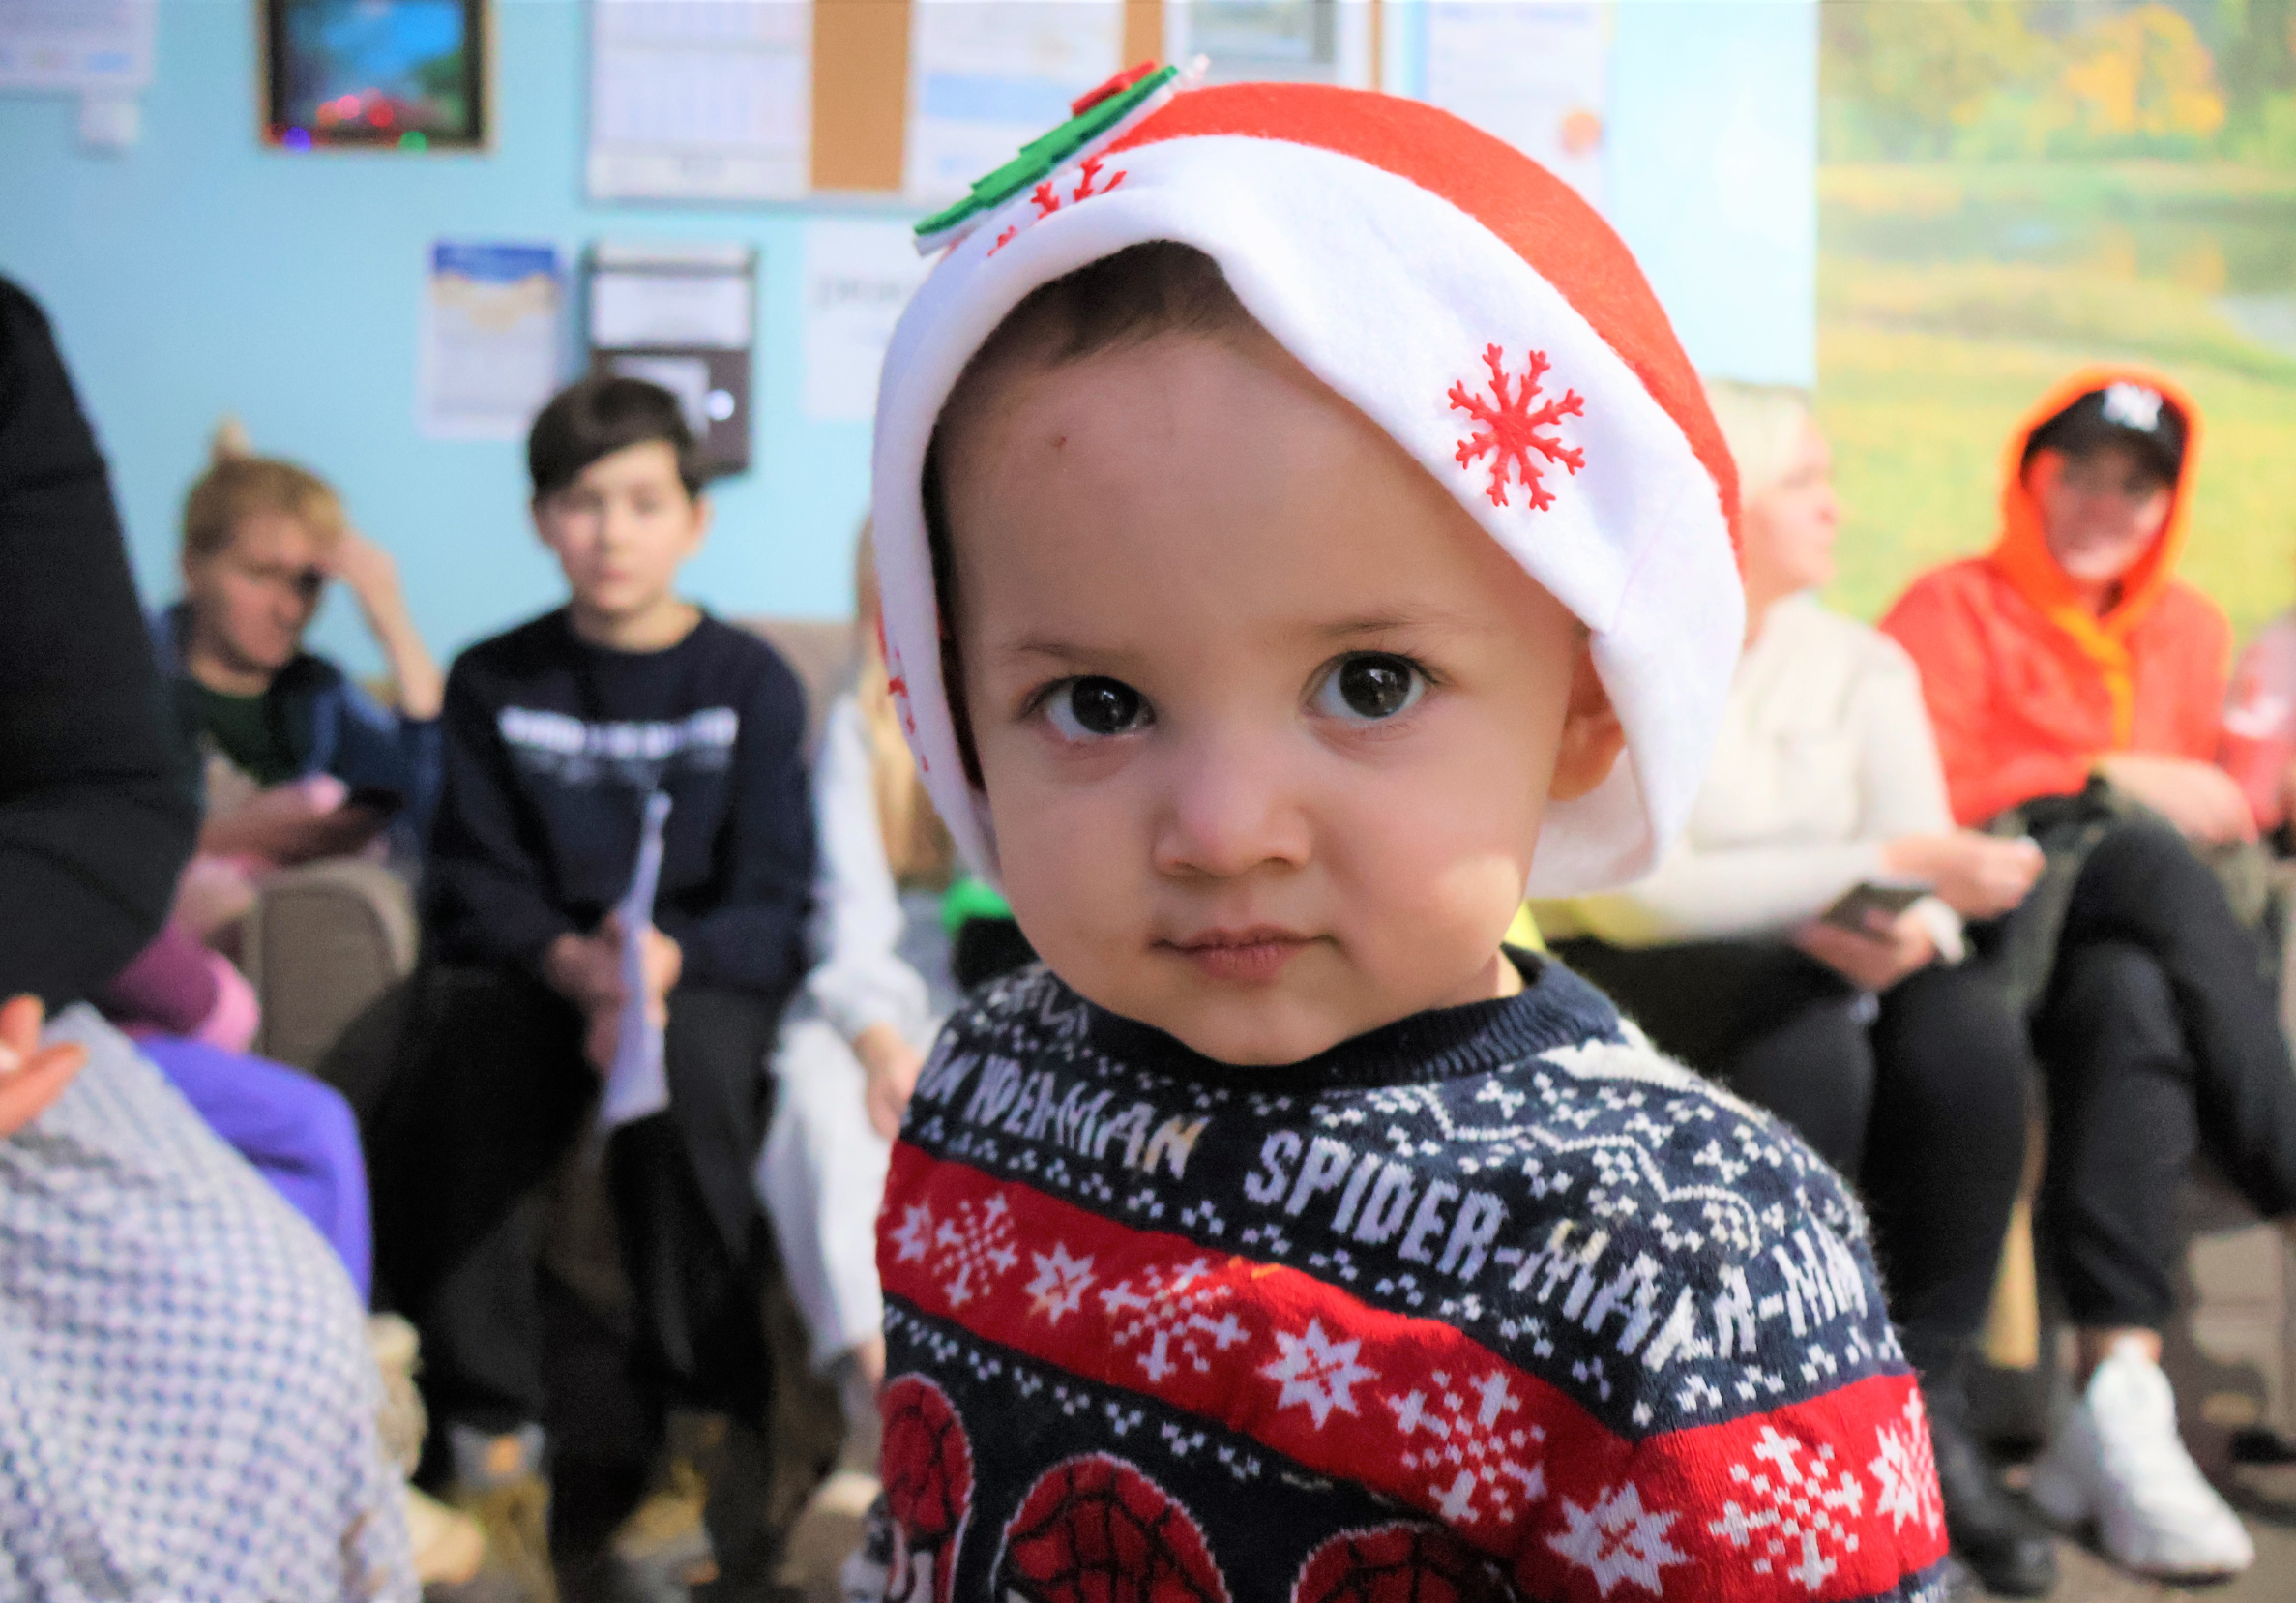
[598,914,682,1003]
[854,1023,925,1142]
[637,923,682,1003]
[0,995,88,1137]
[1795,907,1938,994]
[543,928,623,1013]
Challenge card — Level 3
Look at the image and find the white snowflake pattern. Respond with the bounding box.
[895,1192,1020,1307]
[1868,1393,1943,1538]
[1258,1319,1377,1428]
[1385,1369,1546,1527]
[888,1202,935,1263]
[1705,1427,1868,1592]
[1547,1482,1689,1597]
[1098,1258,1251,1383]
[1022,1242,1096,1325]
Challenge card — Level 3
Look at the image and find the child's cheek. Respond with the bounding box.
[985,766,1146,965]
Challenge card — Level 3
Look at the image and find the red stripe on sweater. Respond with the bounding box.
[881,1143,1948,1600]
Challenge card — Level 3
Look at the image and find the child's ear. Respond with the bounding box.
[1549,640,1625,803]
[689,491,714,547]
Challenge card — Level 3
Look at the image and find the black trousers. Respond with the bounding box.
[369,966,784,1459]
[1553,938,2032,1369]
[2026,818,2296,1328]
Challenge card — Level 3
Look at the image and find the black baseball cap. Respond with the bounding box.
[2022,381,2187,487]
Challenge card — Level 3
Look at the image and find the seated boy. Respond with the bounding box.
[848,75,1948,1600]
[368,376,812,1575]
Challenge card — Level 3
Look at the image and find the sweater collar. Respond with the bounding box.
[1076,949,1624,1096]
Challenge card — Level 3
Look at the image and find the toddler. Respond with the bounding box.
[856,74,1946,1601]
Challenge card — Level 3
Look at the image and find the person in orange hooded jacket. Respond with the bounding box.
[1883,371,2252,841]
[1883,371,2296,1581]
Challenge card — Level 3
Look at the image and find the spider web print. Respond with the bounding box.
[1289,1523,1521,1603]
[880,1376,974,1603]
[1704,1426,1868,1593]
[1447,345,1586,511]
[997,1453,1230,1603]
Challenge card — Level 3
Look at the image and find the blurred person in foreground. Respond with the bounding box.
[0,274,414,1600]
[1538,380,2057,1595]
[1884,371,2296,1580]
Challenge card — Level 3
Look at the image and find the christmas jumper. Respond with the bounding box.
[863,953,1951,1603]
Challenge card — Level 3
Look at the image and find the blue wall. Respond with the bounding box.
[0,0,1812,676]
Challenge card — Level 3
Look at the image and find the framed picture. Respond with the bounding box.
[262,0,487,151]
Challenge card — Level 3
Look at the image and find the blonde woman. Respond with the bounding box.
[1538,382,2056,1596]
[156,424,443,864]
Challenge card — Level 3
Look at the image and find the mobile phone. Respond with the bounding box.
[341,786,405,820]
[1820,880,1930,936]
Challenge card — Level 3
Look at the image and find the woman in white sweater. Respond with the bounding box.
[756,532,959,1438]
[1540,382,2058,1597]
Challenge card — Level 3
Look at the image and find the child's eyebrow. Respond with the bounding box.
[1311,609,1481,641]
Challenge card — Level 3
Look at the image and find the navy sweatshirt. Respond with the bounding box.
[424,609,811,996]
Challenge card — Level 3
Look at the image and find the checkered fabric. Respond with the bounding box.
[0,1008,414,1602]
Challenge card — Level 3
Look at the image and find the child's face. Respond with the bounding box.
[186,509,328,677]
[533,440,708,628]
[939,330,1623,1065]
[2028,441,2172,595]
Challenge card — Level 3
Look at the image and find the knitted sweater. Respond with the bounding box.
[865,956,1950,1603]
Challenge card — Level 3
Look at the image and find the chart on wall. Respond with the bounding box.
[801,220,934,423]
[1410,1,1608,208]
[418,242,564,440]
[902,0,1124,202]
[0,0,154,90]
[588,0,810,202]
[1163,0,1371,90]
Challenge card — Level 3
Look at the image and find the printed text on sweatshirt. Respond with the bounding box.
[870,957,1949,1602]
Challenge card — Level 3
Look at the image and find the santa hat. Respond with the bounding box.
[872,69,1742,897]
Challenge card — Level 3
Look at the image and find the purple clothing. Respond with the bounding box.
[102,923,221,1036]
[135,1035,372,1302]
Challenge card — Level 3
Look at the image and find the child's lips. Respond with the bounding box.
[1161,927,1315,985]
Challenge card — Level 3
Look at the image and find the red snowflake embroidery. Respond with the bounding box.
[991,157,1126,255]
[1447,345,1586,512]
[883,639,927,770]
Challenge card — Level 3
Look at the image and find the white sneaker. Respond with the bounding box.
[2029,1339,2255,1578]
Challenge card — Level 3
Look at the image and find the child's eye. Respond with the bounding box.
[1045,677,1152,741]
[1313,653,1427,723]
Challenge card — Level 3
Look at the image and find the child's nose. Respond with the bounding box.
[1151,731,1312,880]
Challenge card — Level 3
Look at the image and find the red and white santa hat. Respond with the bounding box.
[872,74,1743,897]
